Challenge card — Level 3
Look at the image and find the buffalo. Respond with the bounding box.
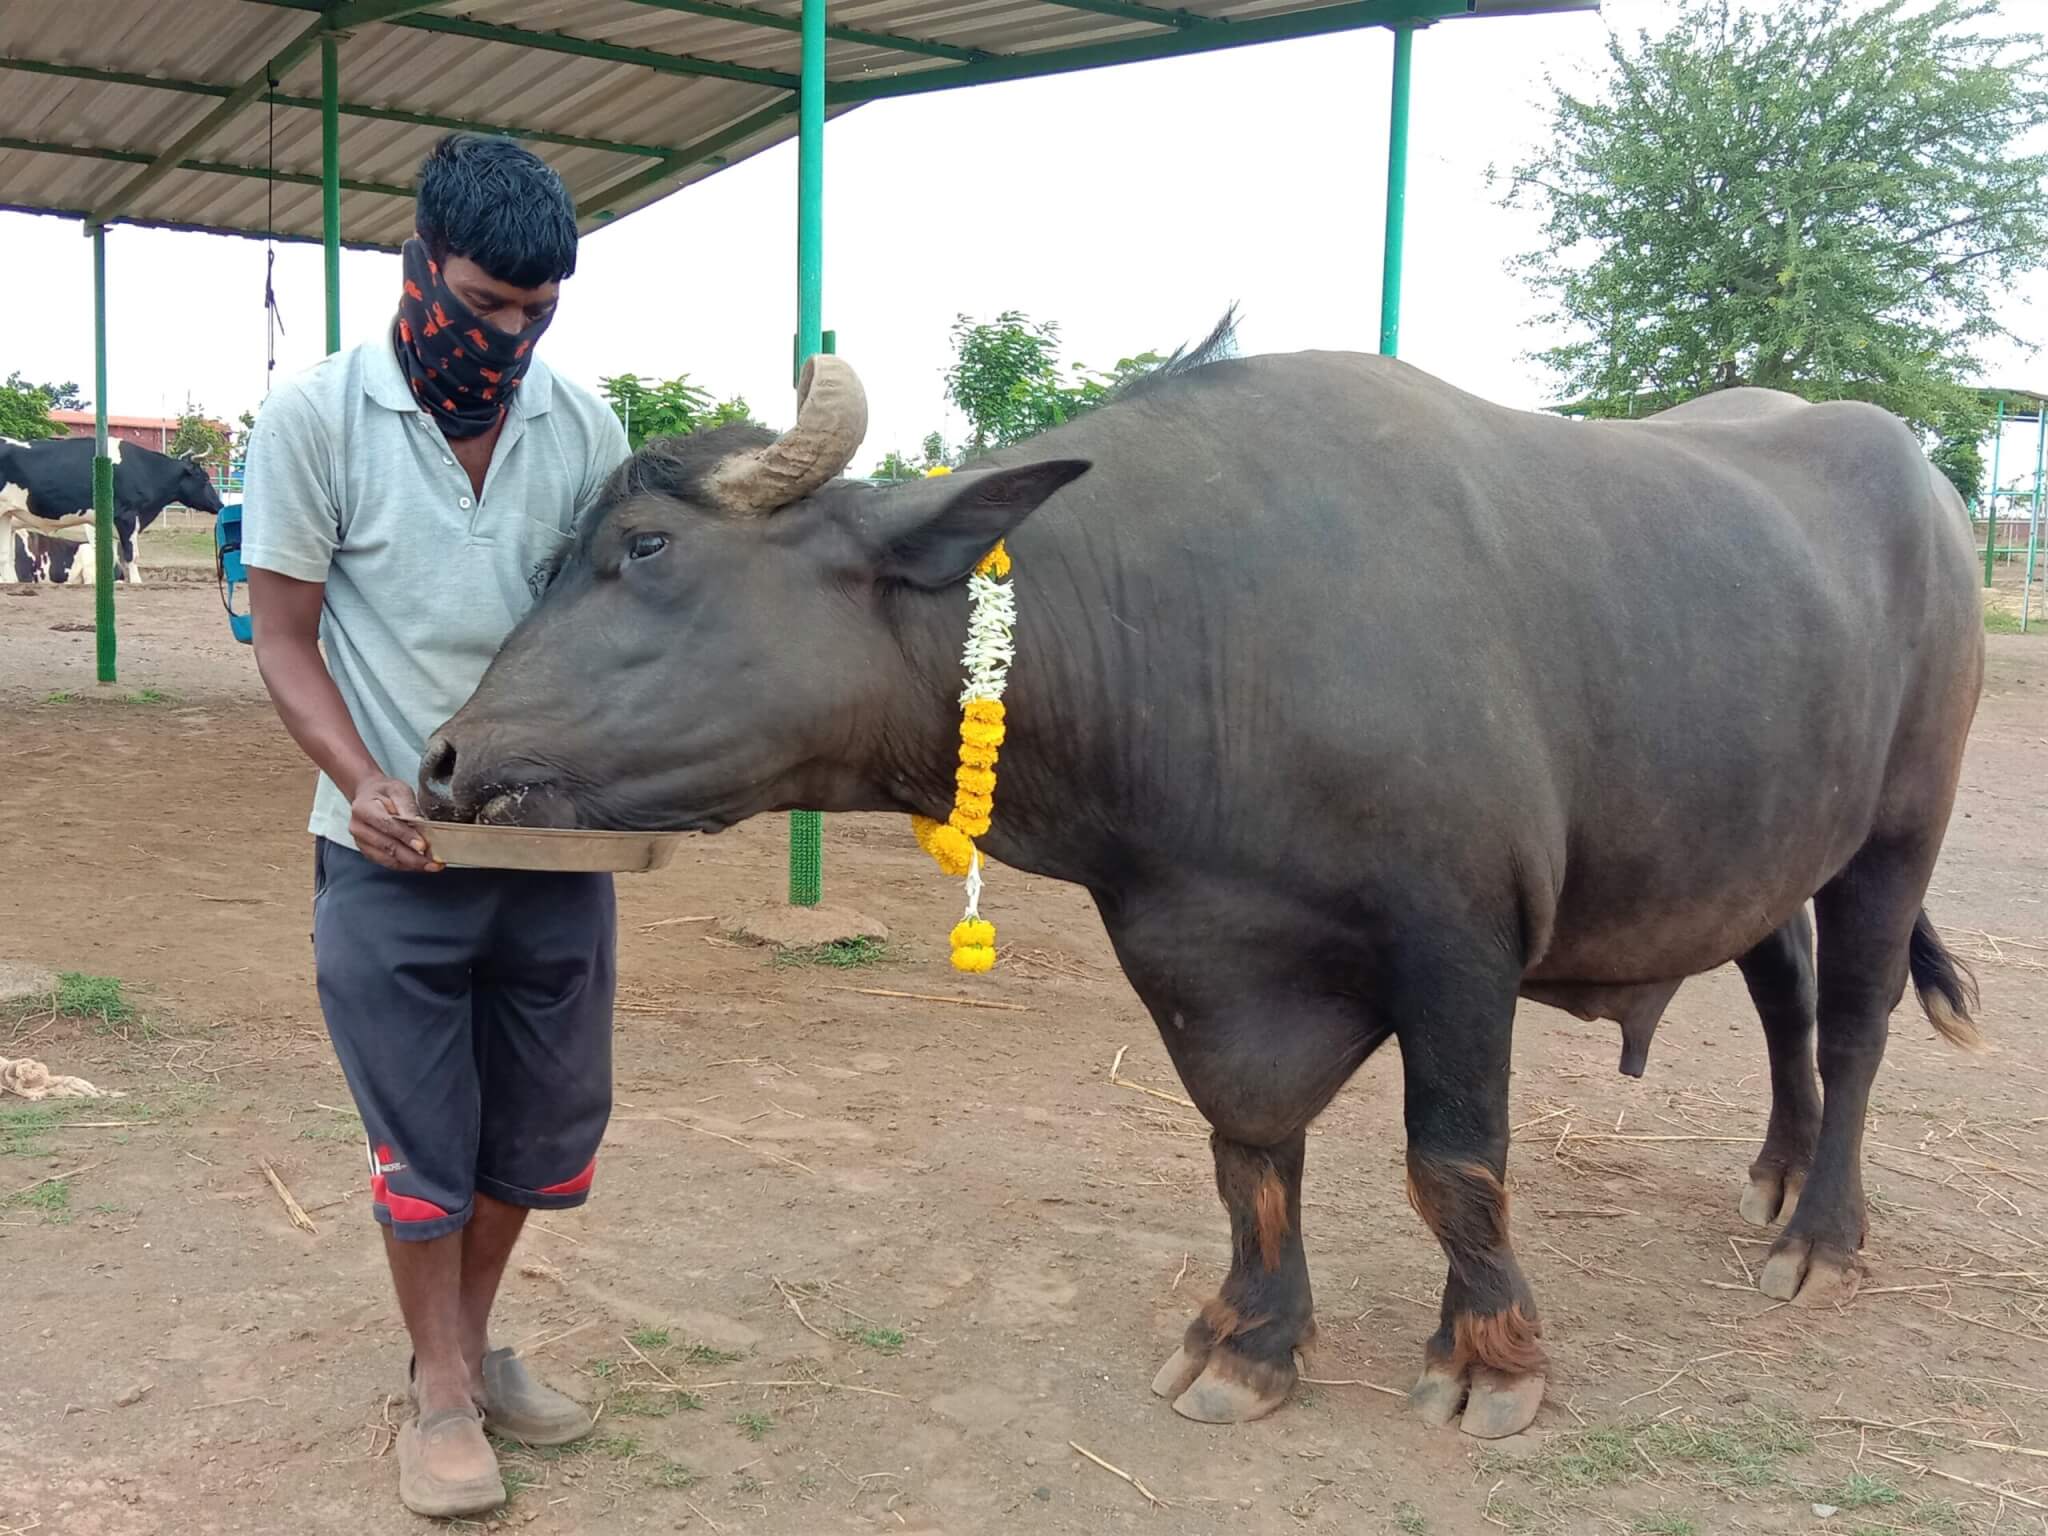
[419,331,1983,1439]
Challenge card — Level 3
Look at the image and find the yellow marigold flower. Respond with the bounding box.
[951,941,997,974]
[963,698,1006,726]
[950,812,992,839]
[959,720,1007,750]
[955,765,997,796]
[952,789,994,818]
[912,815,975,877]
[951,919,995,949]
[975,541,1012,579]
[957,742,1000,770]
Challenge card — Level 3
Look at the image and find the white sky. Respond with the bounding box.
[2,0,2042,472]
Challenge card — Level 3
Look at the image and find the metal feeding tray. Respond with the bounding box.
[399,816,685,874]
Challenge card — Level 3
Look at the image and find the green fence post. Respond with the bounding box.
[89,221,116,682]
[1378,23,1414,358]
[2023,404,2045,634]
[788,0,827,907]
[322,32,342,354]
[1985,398,2005,587]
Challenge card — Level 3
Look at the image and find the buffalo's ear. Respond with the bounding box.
[847,461,1091,590]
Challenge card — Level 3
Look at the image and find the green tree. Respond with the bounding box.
[168,397,232,466]
[920,431,950,471]
[944,313,1164,454]
[0,372,83,440]
[871,449,925,481]
[1501,0,2048,437]
[600,373,757,451]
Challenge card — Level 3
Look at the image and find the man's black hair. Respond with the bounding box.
[414,134,579,288]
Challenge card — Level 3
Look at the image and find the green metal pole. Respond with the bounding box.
[2023,404,2045,634]
[788,0,826,907]
[1985,398,2006,587]
[91,222,116,682]
[1377,23,1414,358]
[322,33,342,354]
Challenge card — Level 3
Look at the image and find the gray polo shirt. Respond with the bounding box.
[242,334,630,849]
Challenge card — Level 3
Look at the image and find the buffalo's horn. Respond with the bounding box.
[706,355,868,514]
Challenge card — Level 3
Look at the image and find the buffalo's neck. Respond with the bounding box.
[874,572,1132,890]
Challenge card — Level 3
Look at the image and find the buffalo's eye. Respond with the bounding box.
[626,531,670,561]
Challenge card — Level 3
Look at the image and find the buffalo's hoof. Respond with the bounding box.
[1157,1346,1296,1425]
[1758,1235,1860,1305]
[1739,1166,1805,1227]
[1409,1359,1545,1438]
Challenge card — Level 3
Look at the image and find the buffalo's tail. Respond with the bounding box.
[1911,910,1985,1052]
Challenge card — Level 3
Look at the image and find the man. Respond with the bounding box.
[242,134,630,1519]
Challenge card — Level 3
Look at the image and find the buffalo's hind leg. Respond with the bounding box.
[1759,839,1933,1305]
[1736,908,1821,1228]
[1400,963,1546,1439]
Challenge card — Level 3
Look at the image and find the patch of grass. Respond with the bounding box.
[587,1356,619,1380]
[55,972,133,1023]
[734,1472,765,1495]
[42,690,78,704]
[1504,1412,1811,1498]
[840,1324,905,1356]
[297,1109,362,1142]
[591,1432,642,1460]
[1634,1518,1697,1536]
[10,1179,72,1222]
[1394,1503,1429,1535]
[500,1462,539,1503]
[649,1459,699,1490]
[1,1100,147,1158]
[629,1326,672,1351]
[1984,607,2027,635]
[131,686,176,705]
[772,936,890,969]
[609,1388,700,1418]
[733,1409,776,1442]
[682,1342,743,1367]
[1822,1474,1901,1510]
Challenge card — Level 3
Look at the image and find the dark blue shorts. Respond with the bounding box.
[312,837,617,1242]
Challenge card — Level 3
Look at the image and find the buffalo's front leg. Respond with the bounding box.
[1400,985,1546,1439]
[1152,1129,1313,1422]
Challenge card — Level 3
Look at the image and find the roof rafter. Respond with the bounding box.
[86,0,452,225]
[581,97,798,217]
[617,0,986,62]
[246,0,801,89]
[0,56,679,161]
[0,132,413,198]
[828,0,1471,102]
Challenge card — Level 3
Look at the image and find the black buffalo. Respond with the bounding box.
[417,335,1985,1441]
[1,435,223,585]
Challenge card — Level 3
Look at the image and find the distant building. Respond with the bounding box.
[48,410,228,453]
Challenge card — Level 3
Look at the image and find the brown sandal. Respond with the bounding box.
[397,1404,506,1519]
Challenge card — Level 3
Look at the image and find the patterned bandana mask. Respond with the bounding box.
[392,238,553,439]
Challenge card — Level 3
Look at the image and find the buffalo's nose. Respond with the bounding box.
[419,733,460,812]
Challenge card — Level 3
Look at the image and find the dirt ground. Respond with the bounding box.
[3,560,2046,1536]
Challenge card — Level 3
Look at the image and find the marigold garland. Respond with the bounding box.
[911,464,1017,973]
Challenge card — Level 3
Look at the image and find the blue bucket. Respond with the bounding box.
[215,502,253,645]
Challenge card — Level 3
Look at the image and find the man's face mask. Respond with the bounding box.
[393,239,555,439]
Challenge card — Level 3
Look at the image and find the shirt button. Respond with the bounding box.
[459,496,473,510]
[443,456,455,467]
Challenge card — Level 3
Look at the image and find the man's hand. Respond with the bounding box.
[351,775,445,873]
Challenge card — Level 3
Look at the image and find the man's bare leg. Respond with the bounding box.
[459,1193,530,1386]
[385,1228,497,1484]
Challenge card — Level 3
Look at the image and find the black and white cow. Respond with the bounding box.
[1,435,224,585]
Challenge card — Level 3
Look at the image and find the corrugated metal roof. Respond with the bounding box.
[0,0,1592,250]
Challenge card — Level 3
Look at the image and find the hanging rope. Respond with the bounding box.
[264,66,285,396]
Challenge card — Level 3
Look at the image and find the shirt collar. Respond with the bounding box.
[362,322,555,419]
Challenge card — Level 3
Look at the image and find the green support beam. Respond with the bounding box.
[86,0,449,226]
[323,34,343,354]
[789,0,827,909]
[0,57,684,162]
[621,0,985,61]
[1026,0,1216,30]
[825,0,1468,102]
[582,100,800,219]
[90,224,115,682]
[242,1,802,90]
[0,135,411,199]
[1378,22,1413,357]
[1986,398,2006,587]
